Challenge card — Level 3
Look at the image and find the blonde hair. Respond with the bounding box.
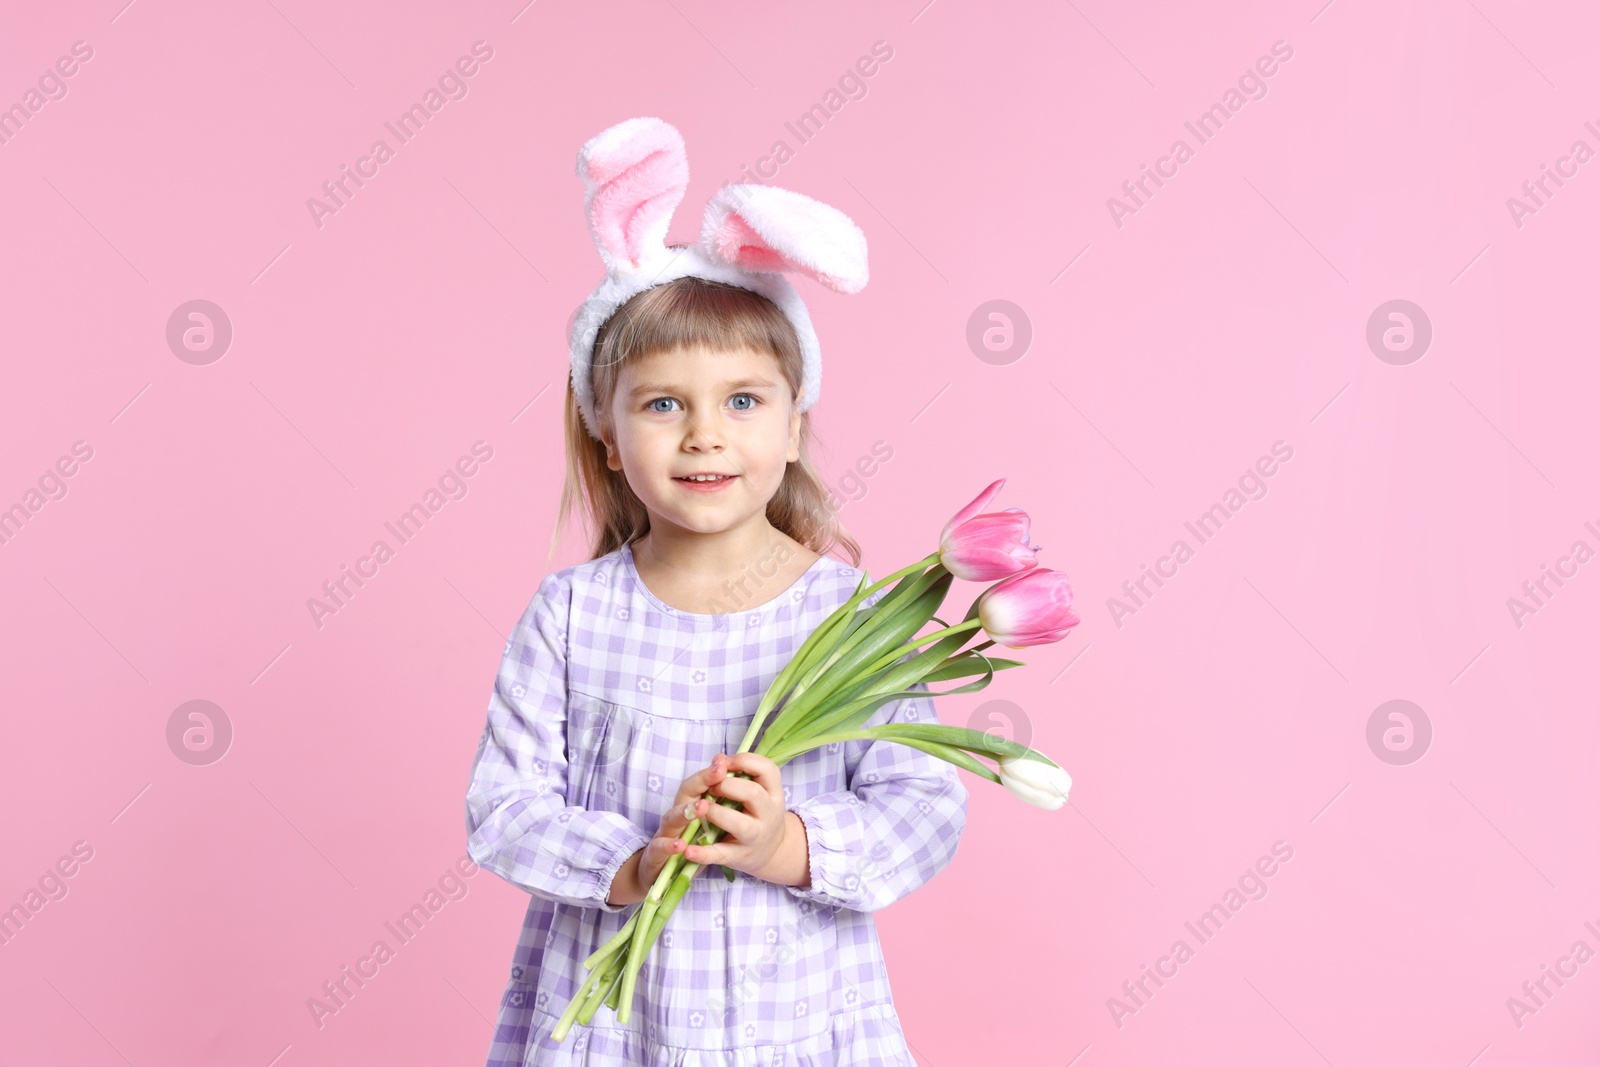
[549,274,861,568]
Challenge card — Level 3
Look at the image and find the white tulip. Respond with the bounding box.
[997,756,1071,810]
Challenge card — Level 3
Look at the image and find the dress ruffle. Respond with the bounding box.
[489,1000,915,1067]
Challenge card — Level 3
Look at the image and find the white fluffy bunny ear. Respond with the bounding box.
[576,117,690,272]
[699,184,868,294]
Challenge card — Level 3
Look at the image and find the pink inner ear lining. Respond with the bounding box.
[582,128,684,185]
[622,189,681,265]
[588,146,688,266]
[711,212,763,263]
[712,212,796,274]
[730,245,788,272]
[707,202,865,291]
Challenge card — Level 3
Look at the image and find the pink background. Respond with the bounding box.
[2,1,1596,1064]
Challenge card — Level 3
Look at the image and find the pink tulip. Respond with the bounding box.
[939,478,1042,582]
[977,567,1080,648]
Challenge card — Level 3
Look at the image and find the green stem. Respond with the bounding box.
[758,568,951,754]
[616,876,660,1018]
[609,798,722,1023]
[644,773,754,904]
[876,735,1005,783]
[552,955,609,1041]
[646,843,688,904]
[734,598,852,753]
[837,553,941,618]
[758,630,971,761]
[733,554,937,755]
[762,620,976,755]
[773,729,1007,784]
[765,728,876,765]
[604,955,626,1011]
[614,789,746,1022]
[582,908,641,970]
[616,852,700,1023]
[800,566,946,684]
[578,955,626,1025]
[858,618,983,678]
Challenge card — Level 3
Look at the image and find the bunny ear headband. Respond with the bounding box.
[567,116,869,441]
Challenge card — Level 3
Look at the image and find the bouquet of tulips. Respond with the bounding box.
[552,479,1080,1039]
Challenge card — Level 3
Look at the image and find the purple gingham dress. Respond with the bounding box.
[464,541,969,1066]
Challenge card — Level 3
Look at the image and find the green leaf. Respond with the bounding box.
[759,568,931,749]
[762,572,953,750]
[808,571,948,685]
[767,634,1006,759]
[761,690,911,762]
[868,722,1061,766]
[858,566,931,620]
[749,571,869,728]
[920,652,1024,682]
[881,736,1003,784]
[797,567,924,686]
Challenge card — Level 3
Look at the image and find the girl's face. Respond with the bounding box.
[602,343,802,538]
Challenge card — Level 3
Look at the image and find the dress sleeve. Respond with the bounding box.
[464,572,652,913]
[784,678,969,913]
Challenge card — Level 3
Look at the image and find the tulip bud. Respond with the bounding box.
[938,479,1042,581]
[977,568,1080,648]
[997,756,1072,810]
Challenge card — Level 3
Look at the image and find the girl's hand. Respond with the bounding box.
[678,753,792,878]
[636,753,734,891]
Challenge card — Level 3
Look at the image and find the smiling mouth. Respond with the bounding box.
[673,474,739,493]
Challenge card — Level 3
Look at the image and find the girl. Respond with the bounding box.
[464,118,968,1066]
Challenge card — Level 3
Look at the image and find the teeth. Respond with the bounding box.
[680,475,730,482]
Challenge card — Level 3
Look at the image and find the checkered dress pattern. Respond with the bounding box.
[465,541,969,1065]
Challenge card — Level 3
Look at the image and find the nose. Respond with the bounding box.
[682,411,726,452]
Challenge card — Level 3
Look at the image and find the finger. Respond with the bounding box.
[662,792,713,839]
[724,753,785,802]
[663,769,716,832]
[664,796,696,833]
[654,834,689,862]
[708,773,768,816]
[697,797,762,843]
[658,795,688,836]
[672,754,731,808]
[637,836,675,884]
[676,796,711,830]
[683,838,730,867]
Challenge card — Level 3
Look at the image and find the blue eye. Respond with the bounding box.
[644,394,761,413]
